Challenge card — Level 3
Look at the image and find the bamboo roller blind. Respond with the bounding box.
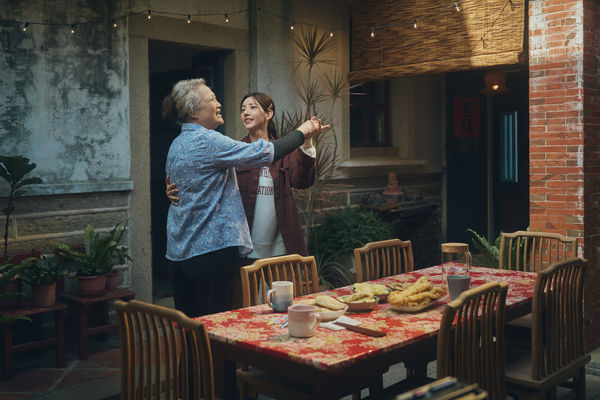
[348,0,527,83]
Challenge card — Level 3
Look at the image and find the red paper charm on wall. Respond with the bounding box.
[453,97,480,138]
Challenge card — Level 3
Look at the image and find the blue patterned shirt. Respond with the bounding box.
[165,123,274,261]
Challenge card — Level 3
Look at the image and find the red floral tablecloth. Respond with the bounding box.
[195,266,536,371]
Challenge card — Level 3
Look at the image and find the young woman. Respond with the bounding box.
[162,80,326,318]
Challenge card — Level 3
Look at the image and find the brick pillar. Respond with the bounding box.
[529,0,600,351]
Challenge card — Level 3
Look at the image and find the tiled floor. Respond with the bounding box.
[1,290,600,400]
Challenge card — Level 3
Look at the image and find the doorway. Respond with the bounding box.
[445,68,529,244]
[148,40,226,280]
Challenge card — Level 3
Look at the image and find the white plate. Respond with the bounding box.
[390,302,435,313]
[316,304,349,322]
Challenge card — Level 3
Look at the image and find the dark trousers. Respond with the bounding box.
[169,247,238,318]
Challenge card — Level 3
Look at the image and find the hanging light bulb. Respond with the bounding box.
[187,14,191,24]
[70,24,76,34]
[454,2,461,12]
[147,10,152,20]
[370,27,375,38]
[290,21,295,30]
[112,19,118,28]
[413,19,418,29]
[22,22,29,32]
[330,28,334,37]
[224,14,229,23]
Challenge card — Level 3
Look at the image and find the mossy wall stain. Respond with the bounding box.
[0,0,130,184]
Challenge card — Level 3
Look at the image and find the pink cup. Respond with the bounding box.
[287,304,321,338]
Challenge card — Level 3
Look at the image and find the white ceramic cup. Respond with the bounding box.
[287,304,321,338]
[447,275,471,299]
[266,281,293,313]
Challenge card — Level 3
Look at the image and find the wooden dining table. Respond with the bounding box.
[195,265,537,399]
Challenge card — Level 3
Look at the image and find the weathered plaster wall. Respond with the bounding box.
[0,0,130,187]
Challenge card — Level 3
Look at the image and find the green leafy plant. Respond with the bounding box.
[466,229,501,268]
[55,221,131,277]
[0,155,42,263]
[0,259,33,323]
[20,255,67,285]
[309,207,392,287]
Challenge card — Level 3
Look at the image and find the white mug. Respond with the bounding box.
[287,304,321,338]
[267,281,293,313]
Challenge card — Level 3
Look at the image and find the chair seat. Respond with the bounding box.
[361,376,434,400]
[505,348,590,392]
[236,368,312,400]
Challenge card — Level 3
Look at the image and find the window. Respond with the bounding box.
[350,81,390,147]
[499,111,518,183]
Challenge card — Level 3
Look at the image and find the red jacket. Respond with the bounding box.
[236,135,315,256]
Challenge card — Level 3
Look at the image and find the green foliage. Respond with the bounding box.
[0,257,34,324]
[55,221,131,277]
[309,207,392,287]
[466,229,501,267]
[20,255,67,285]
[0,155,42,263]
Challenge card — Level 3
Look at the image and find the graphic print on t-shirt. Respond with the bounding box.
[249,167,286,258]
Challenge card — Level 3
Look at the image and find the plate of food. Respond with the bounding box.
[388,276,446,313]
[337,293,380,312]
[296,295,348,322]
[352,282,391,302]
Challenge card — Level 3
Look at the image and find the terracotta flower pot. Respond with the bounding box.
[77,275,107,296]
[0,279,22,310]
[105,272,119,290]
[32,283,56,308]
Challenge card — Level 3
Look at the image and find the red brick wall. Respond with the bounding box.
[529,0,600,351]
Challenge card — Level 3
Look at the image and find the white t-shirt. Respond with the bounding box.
[247,144,316,259]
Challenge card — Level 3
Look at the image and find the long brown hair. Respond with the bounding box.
[240,92,277,138]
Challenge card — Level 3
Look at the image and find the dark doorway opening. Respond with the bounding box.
[446,68,529,245]
[148,40,226,282]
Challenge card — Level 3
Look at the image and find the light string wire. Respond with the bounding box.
[0,0,511,37]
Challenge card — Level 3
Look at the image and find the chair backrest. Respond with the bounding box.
[498,230,578,272]
[239,254,320,307]
[115,299,215,400]
[531,257,586,380]
[437,281,509,400]
[353,239,414,283]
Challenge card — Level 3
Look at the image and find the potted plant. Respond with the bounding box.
[0,155,41,309]
[55,221,131,295]
[20,255,67,307]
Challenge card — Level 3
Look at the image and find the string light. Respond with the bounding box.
[290,21,295,30]
[22,22,29,32]
[147,10,152,20]
[224,14,229,23]
[112,19,118,28]
[330,28,334,37]
[187,14,191,24]
[370,27,375,38]
[454,2,462,12]
[70,24,76,34]
[413,19,418,29]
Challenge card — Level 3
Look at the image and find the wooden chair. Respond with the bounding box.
[238,254,319,400]
[505,257,590,399]
[354,239,414,283]
[371,282,508,400]
[499,231,578,346]
[437,281,509,400]
[240,254,319,307]
[114,299,215,400]
[498,230,578,272]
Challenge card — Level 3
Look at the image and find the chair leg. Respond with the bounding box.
[573,367,586,400]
